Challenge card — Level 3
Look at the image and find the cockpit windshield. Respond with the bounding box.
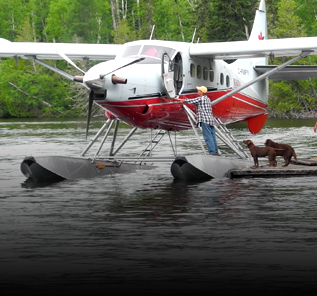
[118,44,176,64]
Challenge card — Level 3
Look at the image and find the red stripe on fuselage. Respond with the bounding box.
[96,90,268,131]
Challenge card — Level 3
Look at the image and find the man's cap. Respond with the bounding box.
[196,86,207,94]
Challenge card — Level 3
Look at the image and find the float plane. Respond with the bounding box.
[1,0,317,181]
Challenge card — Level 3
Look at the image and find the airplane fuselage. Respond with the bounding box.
[83,40,268,132]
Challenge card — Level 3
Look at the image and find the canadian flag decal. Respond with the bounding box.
[258,32,264,40]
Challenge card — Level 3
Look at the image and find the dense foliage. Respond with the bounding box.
[0,0,317,118]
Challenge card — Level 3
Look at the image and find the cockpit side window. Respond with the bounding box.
[120,45,141,57]
[118,44,176,64]
[140,45,176,60]
[119,44,176,60]
[141,46,160,57]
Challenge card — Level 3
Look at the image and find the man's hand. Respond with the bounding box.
[176,98,185,103]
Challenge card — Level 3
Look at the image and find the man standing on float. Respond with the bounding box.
[179,86,219,155]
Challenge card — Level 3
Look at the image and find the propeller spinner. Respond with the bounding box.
[83,58,144,138]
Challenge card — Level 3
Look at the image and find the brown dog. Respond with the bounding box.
[243,140,277,168]
[264,139,297,167]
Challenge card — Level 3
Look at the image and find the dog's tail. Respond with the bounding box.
[292,151,297,160]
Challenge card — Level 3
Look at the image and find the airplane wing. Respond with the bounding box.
[255,65,317,81]
[0,38,121,61]
[190,36,317,81]
[189,37,317,60]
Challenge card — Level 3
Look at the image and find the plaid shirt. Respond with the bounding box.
[184,95,217,126]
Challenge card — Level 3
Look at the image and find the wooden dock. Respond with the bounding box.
[228,158,317,179]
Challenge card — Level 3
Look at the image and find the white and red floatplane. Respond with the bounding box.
[2,0,317,181]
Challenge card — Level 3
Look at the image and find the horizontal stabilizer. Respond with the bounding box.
[255,65,317,81]
[247,113,268,134]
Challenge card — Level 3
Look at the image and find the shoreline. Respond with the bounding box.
[268,110,317,119]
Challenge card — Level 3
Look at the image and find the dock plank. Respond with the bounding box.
[228,158,317,179]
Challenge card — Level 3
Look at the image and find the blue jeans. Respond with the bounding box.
[200,122,218,154]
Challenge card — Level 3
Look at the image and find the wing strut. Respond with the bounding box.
[25,55,75,81]
[210,50,312,107]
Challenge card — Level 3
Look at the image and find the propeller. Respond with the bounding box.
[54,48,86,74]
[54,49,144,139]
[86,90,94,139]
[54,48,93,138]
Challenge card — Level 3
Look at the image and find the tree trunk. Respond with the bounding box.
[137,0,141,31]
[176,13,185,41]
[31,10,37,42]
[110,0,117,31]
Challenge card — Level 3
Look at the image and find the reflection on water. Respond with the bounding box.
[1,118,317,293]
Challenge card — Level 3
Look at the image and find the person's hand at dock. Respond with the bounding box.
[176,97,185,103]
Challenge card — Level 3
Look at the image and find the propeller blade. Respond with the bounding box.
[54,48,86,74]
[86,91,94,139]
[100,57,145,79]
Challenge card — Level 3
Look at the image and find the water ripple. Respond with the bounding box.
[1,118,317,293]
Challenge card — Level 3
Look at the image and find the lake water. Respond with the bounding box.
[1,117,317,294]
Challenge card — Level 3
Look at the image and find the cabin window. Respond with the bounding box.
[220,73,224,85]
[203,67,208,80]
[190,63,195,77]
[209,67,214,82]
[226,75,230,87]
[197,65,201,79]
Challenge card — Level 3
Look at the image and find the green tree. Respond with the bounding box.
[151,0,197,41]
[266,0,280,38]
[67,0,104,43]
[45,0,113,43]
[44,0,72,42]
[268,0,317,117]
[0,0,28,41]
[132,0,155,39]
[270,0,305,38]
[0,59,76,117]
[27,0,52,42]
[15,18,35,42]
[294,0,317,37]
[113,18,136,43]
[97,0,113,43]
[199,0,258,42]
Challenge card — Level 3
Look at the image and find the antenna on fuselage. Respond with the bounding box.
[150,25,155,40]
[191,28,196,43]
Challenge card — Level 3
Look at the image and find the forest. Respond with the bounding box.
[1,0,317,118]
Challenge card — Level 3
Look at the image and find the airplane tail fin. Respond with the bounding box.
[248,0,267,42]
[232,0,269,133]
[233,0,268,70]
